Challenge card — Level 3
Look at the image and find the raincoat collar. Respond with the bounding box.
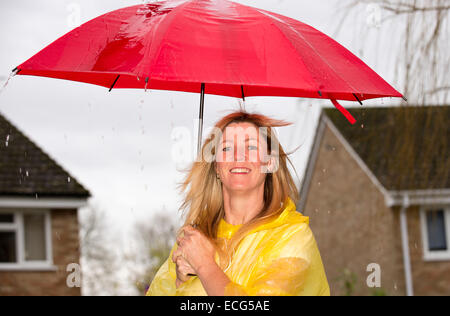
[217,196,308,239]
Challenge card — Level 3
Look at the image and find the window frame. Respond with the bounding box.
[420,205,450,261]
[0,208,55,271]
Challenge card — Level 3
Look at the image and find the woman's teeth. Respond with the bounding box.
[230,168,251,174]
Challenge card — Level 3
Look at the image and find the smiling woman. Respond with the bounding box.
[146,110,330,296]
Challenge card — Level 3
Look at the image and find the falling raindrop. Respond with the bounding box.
[361,124,364,129]
[67,177,71,183]
[0,70,18,95]
[26,170,29,177]
[322,168,326,173]
[394,283,398,291]
[141,165,144,171]
[314,208,318,213]
[35,193,38,199]
[318,181,321,186]
[327,210,330,214]
[5,134,9,147]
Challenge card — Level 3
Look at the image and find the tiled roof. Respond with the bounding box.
[324,105,450,191]
[0,112,91,198]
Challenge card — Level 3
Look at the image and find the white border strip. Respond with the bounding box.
[0,197,89,208]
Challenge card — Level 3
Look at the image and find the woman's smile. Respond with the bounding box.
[229,167,251,174]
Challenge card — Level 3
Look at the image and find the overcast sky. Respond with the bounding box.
[0,0,402,265]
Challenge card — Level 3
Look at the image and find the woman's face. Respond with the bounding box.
[215,122,273,192]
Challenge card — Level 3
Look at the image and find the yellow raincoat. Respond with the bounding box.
[146,197,330,296]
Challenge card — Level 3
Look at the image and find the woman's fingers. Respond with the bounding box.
[172,247,183,262]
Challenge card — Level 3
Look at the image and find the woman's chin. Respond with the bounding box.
[224,182,255,192]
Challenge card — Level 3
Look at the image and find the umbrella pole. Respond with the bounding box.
[197,83,205,158]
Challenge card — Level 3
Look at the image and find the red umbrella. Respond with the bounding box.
[12,0,405,154]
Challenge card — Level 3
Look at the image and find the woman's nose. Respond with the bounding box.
[234,145,246,161]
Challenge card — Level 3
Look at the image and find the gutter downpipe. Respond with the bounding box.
[400,193,414,296]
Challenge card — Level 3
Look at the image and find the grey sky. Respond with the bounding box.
[0,1,403,293]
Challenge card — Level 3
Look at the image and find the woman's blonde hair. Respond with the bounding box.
[176,109,300,270]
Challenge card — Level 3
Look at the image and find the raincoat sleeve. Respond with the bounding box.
[224,222,318,296]
[145,242,178,296]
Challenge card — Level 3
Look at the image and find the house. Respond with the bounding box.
[298,105,450,296]
[0,112,91,295]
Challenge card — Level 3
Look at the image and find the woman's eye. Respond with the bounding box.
[222,147,231,152]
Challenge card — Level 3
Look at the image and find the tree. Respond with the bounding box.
[334,0,449,105]
[125,209,178,295]
[78,200,122,296]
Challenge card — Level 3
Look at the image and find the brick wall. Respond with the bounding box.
[406,206,450,296]
[301,121,406,296]
[0,209,81,296]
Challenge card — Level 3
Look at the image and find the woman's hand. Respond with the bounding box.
[173,225,217,275]
[173,255,196,288]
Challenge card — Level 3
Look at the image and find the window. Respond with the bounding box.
[420,206,450,261]
[0,209,54,270]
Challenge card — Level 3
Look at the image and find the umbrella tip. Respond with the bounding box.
[402,95,408,102]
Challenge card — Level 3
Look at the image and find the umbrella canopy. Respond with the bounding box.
[13,0,405,129]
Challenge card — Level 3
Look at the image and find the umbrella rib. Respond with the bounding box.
[109,75,120,92]
[256,9,359,98]
[352,93,363,105]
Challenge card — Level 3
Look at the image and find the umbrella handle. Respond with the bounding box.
[197,83,205,157]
